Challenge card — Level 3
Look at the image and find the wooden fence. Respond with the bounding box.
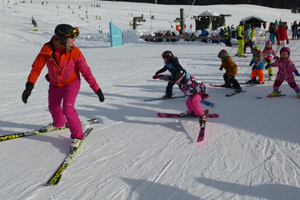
[140,35,223,41]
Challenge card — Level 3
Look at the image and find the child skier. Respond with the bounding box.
[33,21,38,31]
[153,51,184,99]
[243,24,253,54]
[22,24,105,153]
[262,41,277,80]
[266,47,300,98]
[247,46,265,84]
[217,49,242,92]
[156,68,209,135]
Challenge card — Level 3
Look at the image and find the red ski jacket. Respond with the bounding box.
[276,26,289,45]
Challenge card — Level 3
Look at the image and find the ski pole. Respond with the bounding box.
[228,44,237,54]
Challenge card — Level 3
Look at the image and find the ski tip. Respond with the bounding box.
[196,138,204,144]
[88,119,98,123]
[44,183,55,187]
[157,113,173,118]
[86,127,93,132]
[207,114,219,118]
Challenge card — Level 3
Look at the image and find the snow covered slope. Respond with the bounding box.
[1,1,300,199]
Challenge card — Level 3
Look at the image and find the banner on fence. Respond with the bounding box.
[109,22,123,47]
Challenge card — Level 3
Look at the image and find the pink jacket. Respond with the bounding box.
[271,58,297,79]
[178,75,208,98]
[262,47,277,60]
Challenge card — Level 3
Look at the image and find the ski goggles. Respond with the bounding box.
[60,27,80,39]
[70,27,79,38]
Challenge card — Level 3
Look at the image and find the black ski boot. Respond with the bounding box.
[161,93,175,99]
[246,77,257,84]
[199,114,206,129]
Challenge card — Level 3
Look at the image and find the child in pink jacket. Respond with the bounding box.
[262,41,277,80]
[156,68,209,129]
[266,47,300,98]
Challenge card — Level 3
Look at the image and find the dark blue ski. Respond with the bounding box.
[200,99,215,107]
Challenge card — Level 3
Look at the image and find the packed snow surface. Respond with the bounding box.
[1,0,300,199]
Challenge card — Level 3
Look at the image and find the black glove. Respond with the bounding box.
[22,82,34,104]
[252,65,257,71]
[97,88,105,102]
[249,60,254,66]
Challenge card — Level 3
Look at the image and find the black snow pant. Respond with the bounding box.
[166,81,175,97]
[224,73,241,89]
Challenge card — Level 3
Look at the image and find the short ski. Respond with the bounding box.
[240,83,266,87]
[197,128,205,143]
[157,110,215,143]
[209,83,233,88]
[197,116,207,143]
[226,90,246,97]
[212,83,256,88]
[144,95,185,102]
[267,94,286,98]
[234,55,248,58]
[157,110,219,118]
[209,83,225,88]
[200,99,215,107]
[0,119,98,142]
[45,128,93,186]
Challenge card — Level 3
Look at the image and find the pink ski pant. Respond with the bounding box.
[273,75,299,91]
[186,93,204,116]
[48,79,83,139]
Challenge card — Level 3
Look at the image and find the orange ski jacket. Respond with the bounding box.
[27,37,100,93]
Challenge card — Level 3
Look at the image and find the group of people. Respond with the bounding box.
[144,31,178,43]
[21,22,300,150]
[235,21,256,57]
[219,26,232,47]
[152,44,300,133]
[271,20,300,41]
[152,51,209,132]
[220,38,300,97]
[235,19,292,60]
[91,4,101,7]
